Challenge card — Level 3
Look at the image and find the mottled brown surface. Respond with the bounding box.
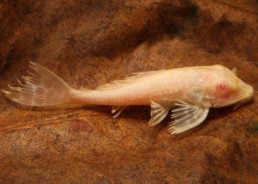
[0,0,258,183]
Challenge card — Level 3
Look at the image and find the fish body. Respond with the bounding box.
[70,67,209,106]
[2,62,254,134]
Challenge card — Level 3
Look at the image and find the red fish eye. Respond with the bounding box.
[218,83,227,90]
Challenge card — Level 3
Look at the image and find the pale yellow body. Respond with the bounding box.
[70,65,253,109]
[70,67,205,106]
[2,63,254,134]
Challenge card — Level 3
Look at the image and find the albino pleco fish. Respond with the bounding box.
[2,62,254,134]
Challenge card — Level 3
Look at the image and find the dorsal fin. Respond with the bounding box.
[96,70,166,90]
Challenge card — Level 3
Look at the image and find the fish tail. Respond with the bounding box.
[2,62,73,106]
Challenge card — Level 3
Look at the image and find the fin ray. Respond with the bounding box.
[149,101,169,126]
[112,106,126,118]
[2,62,72,106]
[169,102,209,134]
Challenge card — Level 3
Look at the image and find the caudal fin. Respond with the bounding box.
[2,62,72,106]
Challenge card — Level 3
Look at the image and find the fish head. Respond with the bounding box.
[206,65,254,108]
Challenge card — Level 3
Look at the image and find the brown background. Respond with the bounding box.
[0,0,258,183]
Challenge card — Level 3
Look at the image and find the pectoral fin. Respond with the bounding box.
[149,101,169,126]
[169,101,209,134]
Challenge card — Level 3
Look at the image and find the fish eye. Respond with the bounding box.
[220,83,226,89]
[217,83,228,90]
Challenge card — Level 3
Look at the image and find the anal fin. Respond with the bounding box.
[111,106,126,118]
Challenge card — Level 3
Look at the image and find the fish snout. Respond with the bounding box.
[239,81,254,104]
